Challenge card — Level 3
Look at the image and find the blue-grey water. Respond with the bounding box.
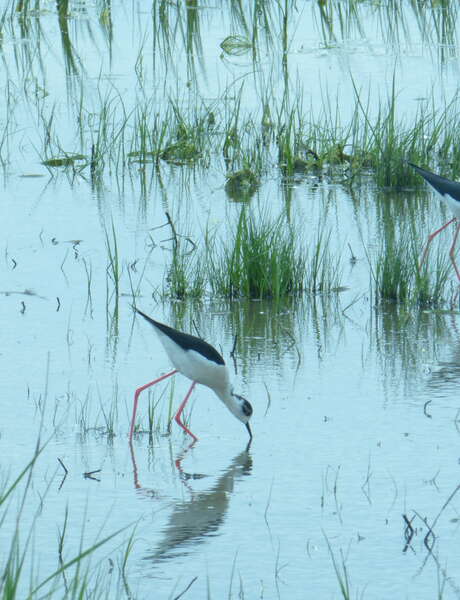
[1,2,460,599]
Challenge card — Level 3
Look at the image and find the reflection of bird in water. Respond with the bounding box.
[144,447,252,564]
[130,309,253,442]
[409,163,460,281]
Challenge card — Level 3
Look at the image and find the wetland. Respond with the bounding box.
[2,1,460,598]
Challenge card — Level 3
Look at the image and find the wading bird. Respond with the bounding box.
[409,162,460,281]
[129,309,253,442]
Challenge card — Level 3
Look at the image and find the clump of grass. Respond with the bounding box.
[162,214,206,300]
[276,104,320,177]
[370,221,450,307]
[224,168,260,201]
[166,249,205,300]
[208,209,306,300]
[351,77,460,188]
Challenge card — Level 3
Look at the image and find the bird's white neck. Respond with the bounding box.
[214,385,242,420]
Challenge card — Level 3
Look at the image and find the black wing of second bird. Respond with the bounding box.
[408,162,460,202]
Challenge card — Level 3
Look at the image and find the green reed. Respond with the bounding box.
[370,219,450,308]
[104,222,120,333]
[0,440,131,599]
[208,209,307,300]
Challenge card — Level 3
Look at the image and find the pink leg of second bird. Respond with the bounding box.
[449,222,460,282]
[419,217,456,271]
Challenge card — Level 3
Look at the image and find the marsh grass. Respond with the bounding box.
[24,55,460,192]
[99,388,118,439]
[370,220,450,307]
[3,0,460,192]
[351,77,460,187]
[208,209,307,300]
[166,247,205,300]
[324,535,351,600]
[105,222,120,327]
[0,440,131,599]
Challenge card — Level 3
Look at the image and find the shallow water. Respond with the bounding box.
[1,2,460,599]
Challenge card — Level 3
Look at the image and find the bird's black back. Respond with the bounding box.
[134,308,225,366]
[409,162,460,201]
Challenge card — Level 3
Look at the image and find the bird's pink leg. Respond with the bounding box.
[174,381,198,441]
[129,369,178,441]
[449,222,460,282]
[419,217,456,270]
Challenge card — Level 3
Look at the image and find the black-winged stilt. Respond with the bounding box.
[129,309,253,442]
[409,162,460,281]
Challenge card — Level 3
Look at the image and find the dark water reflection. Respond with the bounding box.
[130,442,252,564]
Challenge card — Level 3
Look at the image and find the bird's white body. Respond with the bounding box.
[154,327,231,397]
[437,190,460,218]
[154,327,249,423]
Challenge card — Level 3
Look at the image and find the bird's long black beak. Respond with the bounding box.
[245,422,253,439]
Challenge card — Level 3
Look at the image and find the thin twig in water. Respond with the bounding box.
[57,458,68,491]
[84,469,101,481]
[360,458,372,505]
[230,334,237,357]
[191,319,201,338]
[348,242,357,264]
[173,576,198,600]
[423,516,436,552]
[165,211,178,251]
[423,399,432,419]
[90,144,96,179]
[57,458,68,474]
[263,382,271,416]
[402,513,415,553]
[281,326,301,371]
[60,248,70,284]
[162,212,197,254]
[342,293,363,315]
[430,483,460,531]
[413,510,437,557]
[264,479,274,532]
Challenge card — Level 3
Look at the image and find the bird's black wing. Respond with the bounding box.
[409,162,460,202]
[134,308,225,366]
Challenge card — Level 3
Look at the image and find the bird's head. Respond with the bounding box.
[231,391,253,439]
